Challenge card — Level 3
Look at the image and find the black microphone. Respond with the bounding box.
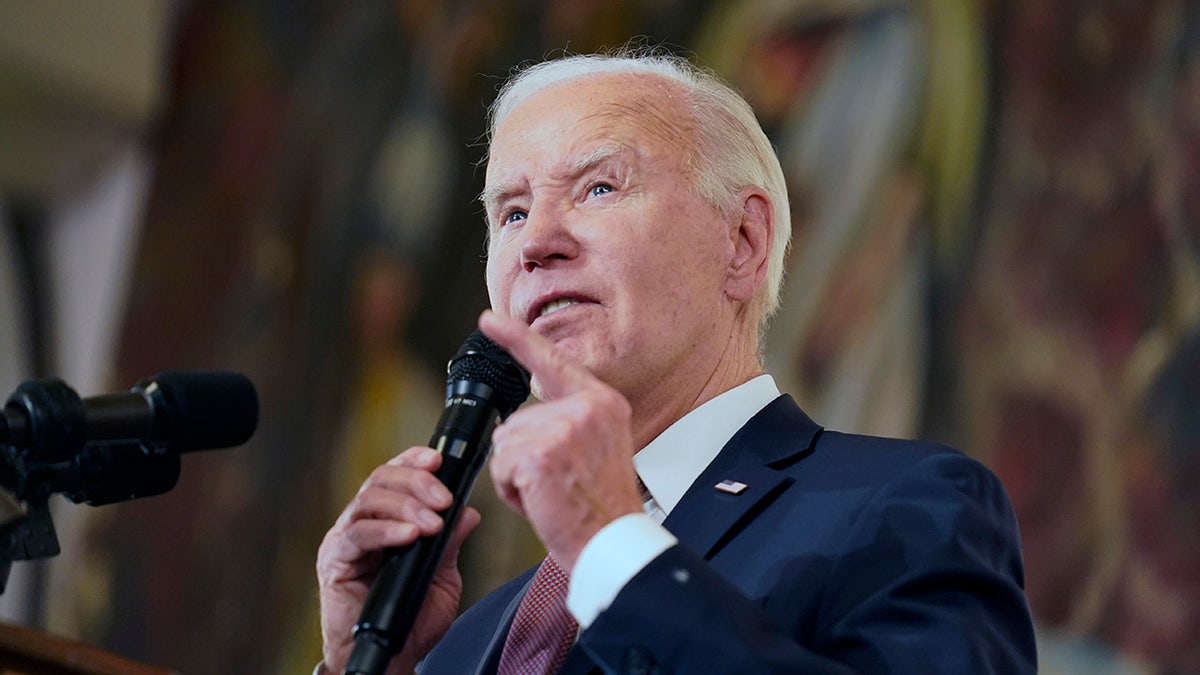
[344,330,530,675]
[1,371,259,457]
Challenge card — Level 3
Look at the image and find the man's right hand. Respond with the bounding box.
[317,446,481,675]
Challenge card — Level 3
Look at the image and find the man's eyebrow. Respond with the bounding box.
[478,183,520,212]
[478,143,628,210]
[568,142,625,177]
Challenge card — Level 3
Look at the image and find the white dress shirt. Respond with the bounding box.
[565,374,781,627]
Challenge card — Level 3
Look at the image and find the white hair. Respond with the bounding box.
[487,50,792,323]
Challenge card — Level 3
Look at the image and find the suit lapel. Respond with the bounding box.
[663,464,792,558]
[471,568,536,675]
[663,395,821,558]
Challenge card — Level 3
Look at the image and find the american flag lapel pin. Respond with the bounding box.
[714,479,748,495]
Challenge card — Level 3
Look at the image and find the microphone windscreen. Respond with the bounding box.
[139,371,259,451]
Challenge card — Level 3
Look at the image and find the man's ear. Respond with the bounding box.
[725,187,774,303]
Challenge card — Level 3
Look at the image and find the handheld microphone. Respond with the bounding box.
[344,330,530,675]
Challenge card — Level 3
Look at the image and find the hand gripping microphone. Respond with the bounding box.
[345,330,530,675]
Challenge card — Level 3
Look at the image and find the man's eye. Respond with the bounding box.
[503,210,527,225]
[588,183,614,198]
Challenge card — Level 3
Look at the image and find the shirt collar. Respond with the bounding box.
[634,374,780,515]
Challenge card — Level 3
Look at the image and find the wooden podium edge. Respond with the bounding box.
[0,620,178,675]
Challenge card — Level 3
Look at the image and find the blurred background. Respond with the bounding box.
[0,0,1197,673]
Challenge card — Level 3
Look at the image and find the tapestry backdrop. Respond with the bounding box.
[34,1,1200,673]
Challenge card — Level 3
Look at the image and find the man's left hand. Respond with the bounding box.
[479,310,644,572]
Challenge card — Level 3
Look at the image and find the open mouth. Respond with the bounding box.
[528,296,590,324]
[539,298,579,318]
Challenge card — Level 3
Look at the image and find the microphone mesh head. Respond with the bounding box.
[447,330,530,418]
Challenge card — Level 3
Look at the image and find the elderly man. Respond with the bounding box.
[316,52,1036,675]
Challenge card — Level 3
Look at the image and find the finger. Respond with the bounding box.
[363,465,453,511]
[337,518,422,560]
[387,446,443,470]
[344,485,447,535]
[478,309,597,400]
[348,464,453,523]
[487,454,526,517]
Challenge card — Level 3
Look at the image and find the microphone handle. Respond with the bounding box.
[344,400,501,675]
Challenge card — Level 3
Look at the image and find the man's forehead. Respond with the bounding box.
[483,84,694,196]
[583,92,694,149]
[496,74,690,142]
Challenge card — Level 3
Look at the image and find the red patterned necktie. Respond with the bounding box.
[496,554,578,675]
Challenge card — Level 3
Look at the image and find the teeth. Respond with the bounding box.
[539,298,579,318]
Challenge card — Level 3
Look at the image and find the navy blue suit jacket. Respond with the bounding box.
[421,395,1036,674]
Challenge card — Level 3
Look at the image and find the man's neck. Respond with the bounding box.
[626,332,764,450]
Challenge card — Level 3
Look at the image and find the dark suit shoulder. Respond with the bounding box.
[803,439,1034,672]
[745,395,989,489]
[798,428,997,491]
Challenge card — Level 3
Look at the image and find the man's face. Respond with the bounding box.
[483,74,737,402]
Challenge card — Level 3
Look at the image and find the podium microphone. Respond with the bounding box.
[345,330,529,675]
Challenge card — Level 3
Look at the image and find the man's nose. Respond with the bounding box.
[519,206,580,272]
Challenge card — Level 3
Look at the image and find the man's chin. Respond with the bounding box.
[536,338,611,385]
[540,333,593,363]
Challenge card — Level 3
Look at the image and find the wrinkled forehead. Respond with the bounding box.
[584,96,695,156]
[484,74,698,183]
